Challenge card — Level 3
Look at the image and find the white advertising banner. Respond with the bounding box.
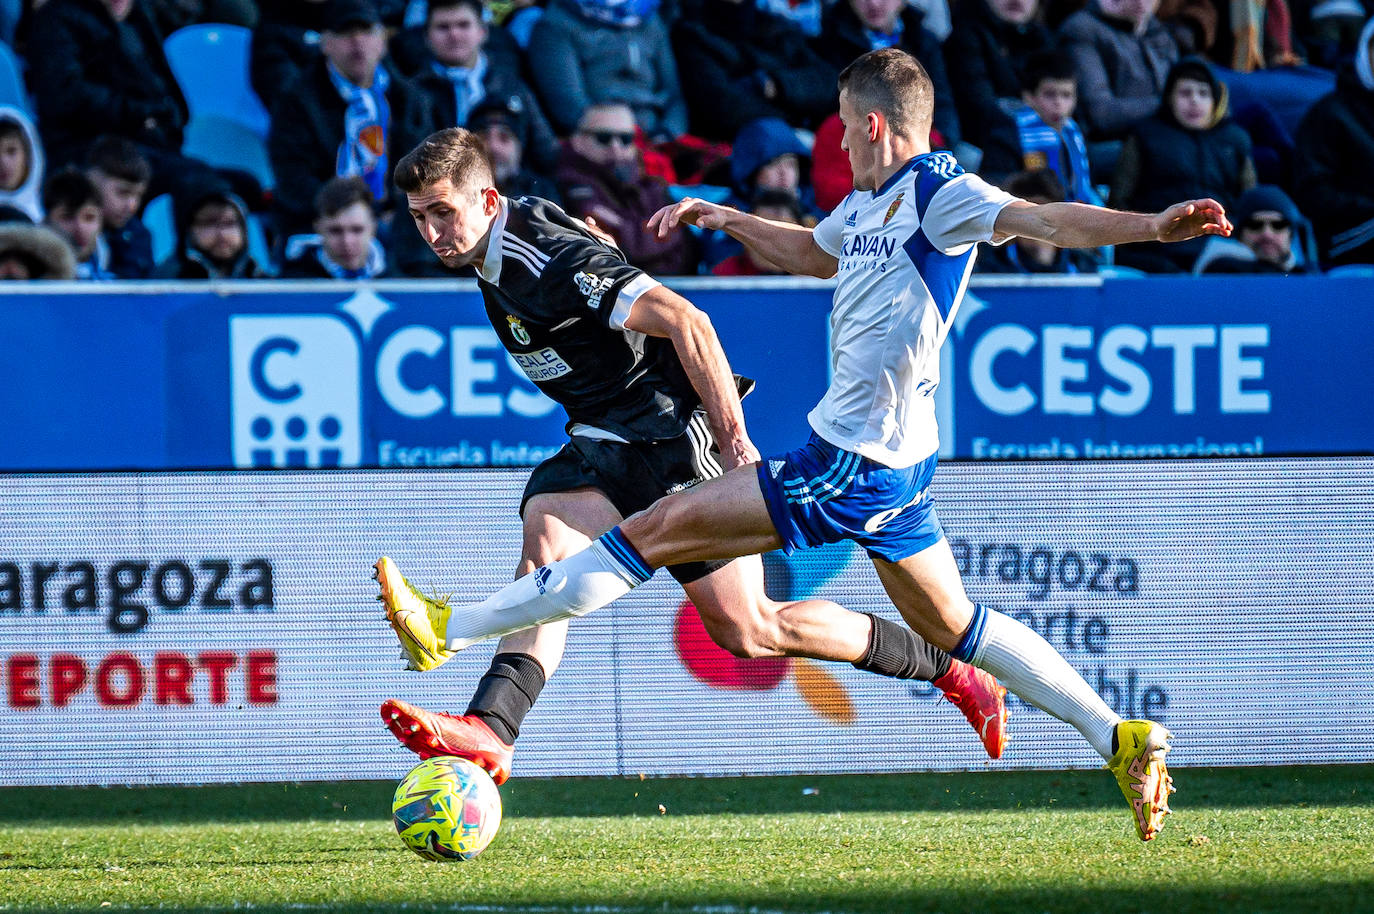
[1,459,1370,786]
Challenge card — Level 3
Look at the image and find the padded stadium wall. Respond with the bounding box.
[0,458,1370,786]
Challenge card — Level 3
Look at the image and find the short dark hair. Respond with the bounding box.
[837,48,933,138]
[87,135,152,185]
[315,176,376,220]
[42,167,100,214]
[393,128,495,197]
[1019,51,1078,94]
[427,0,484,21]
[1006,168,1066,203]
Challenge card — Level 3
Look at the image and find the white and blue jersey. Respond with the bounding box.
[809,152,1016,469]
[756,153,1018,562]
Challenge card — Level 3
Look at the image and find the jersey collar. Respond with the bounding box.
[478,195,510,283]
[874,154,926,197]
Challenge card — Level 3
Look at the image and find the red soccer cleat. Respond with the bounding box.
[933,659,1008,759]
[380,698,515,785]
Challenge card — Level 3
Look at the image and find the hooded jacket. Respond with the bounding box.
[0,105,43,222]
[154,184,266,279]
[1111,58,1254,215]
[1293,18,1374,267]
[0,222,76,279]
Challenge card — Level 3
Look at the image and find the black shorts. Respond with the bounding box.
[520,411,732,585]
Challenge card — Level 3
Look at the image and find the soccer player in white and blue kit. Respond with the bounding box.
[379,48,1233,841]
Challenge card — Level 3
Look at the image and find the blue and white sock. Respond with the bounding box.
[444,527,655,650]
[954,603,1121,759]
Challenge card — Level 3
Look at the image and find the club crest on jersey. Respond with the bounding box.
[882,191,905,227]
[507,315,531,345]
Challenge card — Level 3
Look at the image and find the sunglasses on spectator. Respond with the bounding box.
[1243,217,1290,231]
[583,130,636,147]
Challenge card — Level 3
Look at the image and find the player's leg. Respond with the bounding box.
[381,488,623,783]
[681,554,1007,757]
[386,463,780,652]
[871,541,1174,839]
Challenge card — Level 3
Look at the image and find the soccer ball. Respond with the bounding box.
[392,756,502,861]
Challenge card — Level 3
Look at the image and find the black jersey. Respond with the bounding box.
[477,195,700,441]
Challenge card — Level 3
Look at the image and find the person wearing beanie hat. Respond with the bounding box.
[1293,16,1374,267]
[1110,56,1255,271]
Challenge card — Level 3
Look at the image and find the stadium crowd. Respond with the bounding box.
[0,0,1369,280]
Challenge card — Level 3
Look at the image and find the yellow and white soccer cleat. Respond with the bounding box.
[374,556,455,672]
[1107,719,1176,841]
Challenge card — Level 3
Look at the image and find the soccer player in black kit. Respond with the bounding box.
[375,128,1008,780]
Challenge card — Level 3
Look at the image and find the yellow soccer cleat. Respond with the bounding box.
[1107,719,1176,841]
[374,556,455,672]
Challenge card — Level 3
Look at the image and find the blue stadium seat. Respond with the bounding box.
[182,115,275,192]
[0,40,30,113]
[164,24,270,139]
[142,194,176,265]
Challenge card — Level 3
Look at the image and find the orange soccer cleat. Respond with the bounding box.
[381,698,515,785]
[933,659,1008,759]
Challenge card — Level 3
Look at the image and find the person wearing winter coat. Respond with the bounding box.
[1292,16,1374,267]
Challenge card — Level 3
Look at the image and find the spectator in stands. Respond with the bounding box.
[27,0,191,175]
[976,168,1098,272]
[1111,56,1254,270]
[816,0,964,152]
[704,116,815,267]
[154,180,267,278]
[86,135,154,279]
[410,0,559,172]
[467,97,562,203]
[282,175,389,278]
[267,0,438,271]
[527,0,687,140]
[711,188,807,275]
[1198,183,1312,272]
[671,0,839,142]
[556,101,697,275]
[251,0,328,106]
[944,0,1055,151]
[980,50,1101,203]
[1058,0,1181,140]
[0,216,78,280]
[1293,15,1374,267]
[0,106,44,223]
[42,167,113,280]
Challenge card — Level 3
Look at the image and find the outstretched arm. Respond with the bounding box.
[648,198,839,279]
[992,198,1233,249]
[623,285,759,470]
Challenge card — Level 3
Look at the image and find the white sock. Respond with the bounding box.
[444,527,654,650]
[961,605,1121,759]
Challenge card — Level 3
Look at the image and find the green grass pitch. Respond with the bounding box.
[2,765,1371,914]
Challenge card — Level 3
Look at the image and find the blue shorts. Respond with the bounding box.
[755,432,944,563]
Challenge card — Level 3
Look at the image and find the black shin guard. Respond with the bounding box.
[852,613,951,682]
[465,652,547,745]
